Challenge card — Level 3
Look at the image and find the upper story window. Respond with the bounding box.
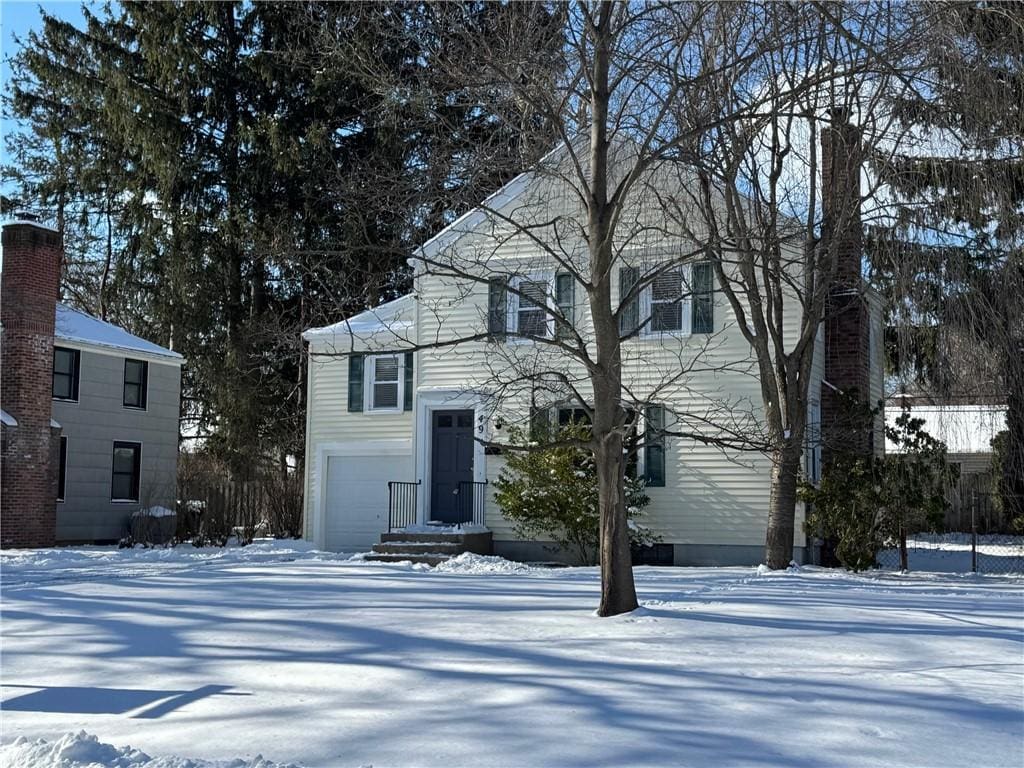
[511,277,553,338]
[52,347,80,401]
[650,268,684,332]
[123,359,148,409]
[367,354,402,411]
[488,274,569,341]
[620,262,714,338]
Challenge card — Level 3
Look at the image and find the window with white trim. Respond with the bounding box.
[637,264,692,336]
[649,268,684,332]
[366,354,402,411]
[625,261,714,337]
[510,276,553,338]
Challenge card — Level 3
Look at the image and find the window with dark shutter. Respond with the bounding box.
[347,355,365,412]
[529,405,552,440]
[692,261,714,334]
[487,277,508,339]
[644,405,666,487]
[555,273,575,339]
[403,352,414,411]
[53,347,80,401]
[123,359,148,409]
[619,266,640,337]
[111,441,141,502]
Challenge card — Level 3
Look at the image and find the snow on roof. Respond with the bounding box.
[303,294,415,340]
[885,404,1007,454]
[55,304,182,362]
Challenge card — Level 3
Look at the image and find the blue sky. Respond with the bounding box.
[2,1,90,171]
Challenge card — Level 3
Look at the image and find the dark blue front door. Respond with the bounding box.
[430,409,474,523]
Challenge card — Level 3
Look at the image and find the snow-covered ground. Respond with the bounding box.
[2,543,1022,768]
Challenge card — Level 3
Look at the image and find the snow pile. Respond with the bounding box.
[0,732,301,768]
[434,552,535,574]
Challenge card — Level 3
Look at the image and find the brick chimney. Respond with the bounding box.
[1,214,63,548]
[820,112,873,462]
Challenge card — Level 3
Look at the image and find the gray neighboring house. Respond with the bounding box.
[51,304,184,542]
[0,214,183,547]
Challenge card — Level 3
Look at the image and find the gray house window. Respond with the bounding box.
[53,347,80,401]
[123,359,148,409]
[111,441,141,502]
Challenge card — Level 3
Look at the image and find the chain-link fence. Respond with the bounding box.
[877,492,1024,574]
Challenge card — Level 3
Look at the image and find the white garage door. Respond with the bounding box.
[323,453,409,552]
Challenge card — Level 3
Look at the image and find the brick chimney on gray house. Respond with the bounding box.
[1,215,64,548]
[820,111,873,463]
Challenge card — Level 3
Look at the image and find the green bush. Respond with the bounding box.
[493,421,654,565]
[802,409,956,571]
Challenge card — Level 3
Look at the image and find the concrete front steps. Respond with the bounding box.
[364,530,493,566]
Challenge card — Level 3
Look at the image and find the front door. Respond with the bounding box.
[430,409,475,523]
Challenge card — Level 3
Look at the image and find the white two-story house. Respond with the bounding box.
[301,145,884,566]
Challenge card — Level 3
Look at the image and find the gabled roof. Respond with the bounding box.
[411,139,580,264]
[303,294,415,340]
[55,304,183,362]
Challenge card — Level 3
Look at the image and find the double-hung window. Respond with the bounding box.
[367,354,402,411]
[53,347,80,401]
[621,261,714,337]
[123,359,148,409]
[511,277,553,338]
[111,441,141,502]
[650,268,685,333]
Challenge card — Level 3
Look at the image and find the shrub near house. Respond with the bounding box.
[493,421,654,565]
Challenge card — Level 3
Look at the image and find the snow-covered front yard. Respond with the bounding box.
[1,543,1022,768]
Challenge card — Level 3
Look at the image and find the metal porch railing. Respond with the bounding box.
[387,480,420,533]
[456,480,489,527]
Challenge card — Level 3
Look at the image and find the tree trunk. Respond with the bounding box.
[595,431,638,616]
[764,443,802,569]
[585,1,637,617]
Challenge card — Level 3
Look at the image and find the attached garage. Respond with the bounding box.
[321,444,413,552]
